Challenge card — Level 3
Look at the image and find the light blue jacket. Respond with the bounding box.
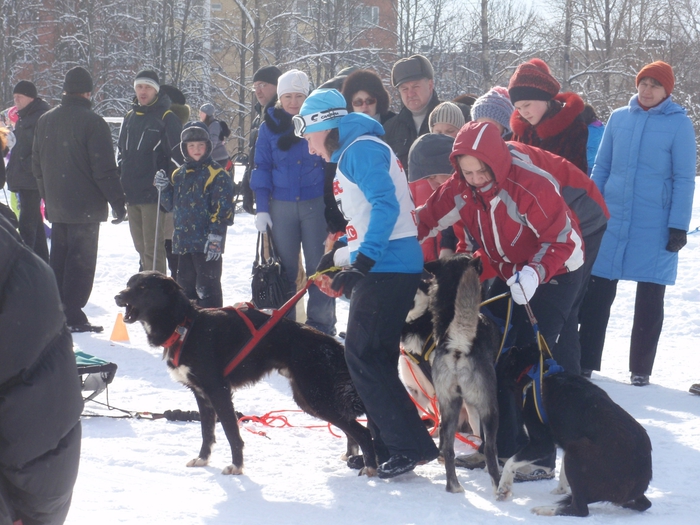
[591,94,696,285]
[331,113,423,274]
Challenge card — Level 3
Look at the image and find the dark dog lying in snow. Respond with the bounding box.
[495,343,653,516]
[114,271,376,476]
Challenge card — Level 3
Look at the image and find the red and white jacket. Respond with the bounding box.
[416,121,584,284]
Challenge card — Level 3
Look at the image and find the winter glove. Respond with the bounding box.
[153,169,170,190]
[204,234,223,262]
[111,200,127,225]
[331,252,375,299]
[506,265,539,305]
[316,239,349,274]
[255,212,272,233]
[666,227,687,252]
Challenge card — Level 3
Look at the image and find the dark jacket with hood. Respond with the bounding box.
[118,93,183,205]
[417,121,584,284]
[510,91,589,174]
[32,94,125,223]
[250,104,324,213]
[161,122,234,255]
[383,90,441,177]
[6,97,50,192]
[0,215,83,525]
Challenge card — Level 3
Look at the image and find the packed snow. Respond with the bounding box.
[10,183,700,524]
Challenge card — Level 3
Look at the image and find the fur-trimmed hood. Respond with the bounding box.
[510,91,584,139]
[263,104,302,151]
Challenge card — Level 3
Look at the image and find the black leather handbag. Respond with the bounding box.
[250,230,289,309]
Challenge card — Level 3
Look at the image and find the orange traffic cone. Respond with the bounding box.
[110,313,129,342]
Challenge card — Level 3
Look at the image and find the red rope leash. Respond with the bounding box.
[237,409,367,440]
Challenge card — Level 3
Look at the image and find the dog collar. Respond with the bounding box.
[163,317,193,367]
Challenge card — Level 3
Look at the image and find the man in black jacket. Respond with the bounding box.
[0,214,83,525]
[241,65,281,214]
[383,55,441,179]
[118,70,183,273]
[5,80,50,262]
[32,66,126,333]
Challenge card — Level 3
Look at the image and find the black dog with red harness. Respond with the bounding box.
[115,271,376,476]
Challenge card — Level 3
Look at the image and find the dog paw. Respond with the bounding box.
[221,464,244,475]
[359,466,377,477]
[531,505,557,516]
[186,457,209,467]
[446,483,465,494]
[551,485,569,495]
[496,487,511,501]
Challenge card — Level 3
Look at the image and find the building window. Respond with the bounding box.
[352,5,379,29]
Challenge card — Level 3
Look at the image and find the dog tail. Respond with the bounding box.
[445,264,481,351]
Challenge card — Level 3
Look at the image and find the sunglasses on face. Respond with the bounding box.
[352,97,376,107]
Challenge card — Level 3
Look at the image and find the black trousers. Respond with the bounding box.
[176,252,223,308]
[344,272,438,462]
[50,222,100,326]
[17,189,49,263]
[487,265,585,462]
[579,276,665,376]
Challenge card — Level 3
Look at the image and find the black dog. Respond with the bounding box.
[425,255,502,494]
[115,271,376,476]
[496,343,653,516]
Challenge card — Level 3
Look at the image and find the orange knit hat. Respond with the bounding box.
[636,61,674,94]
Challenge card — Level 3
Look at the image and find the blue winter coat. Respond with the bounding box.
[250,105,324,213]
[591,94,696,285]
[586,121,605,176]
[332,112,424,274]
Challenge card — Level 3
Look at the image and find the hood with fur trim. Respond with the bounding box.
[510,91,584,139]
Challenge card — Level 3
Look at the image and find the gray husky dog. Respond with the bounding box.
[426,254,502,494]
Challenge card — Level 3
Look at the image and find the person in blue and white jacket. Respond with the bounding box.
[294,89,439,479]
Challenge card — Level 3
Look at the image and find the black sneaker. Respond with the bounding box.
[377,455,419,479]
[631,374,650,386]
[69,323,104,333]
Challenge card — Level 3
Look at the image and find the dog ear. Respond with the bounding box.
[470,255,484,276]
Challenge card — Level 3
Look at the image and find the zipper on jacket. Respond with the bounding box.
[137,131,145,150]
[511,224,523,246]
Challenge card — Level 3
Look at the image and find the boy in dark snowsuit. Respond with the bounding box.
[155,122,234,307]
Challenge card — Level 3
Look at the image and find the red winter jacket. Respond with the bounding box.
[416,121,584,284]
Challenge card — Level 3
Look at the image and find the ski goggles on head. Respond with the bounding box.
[292,107,348,137]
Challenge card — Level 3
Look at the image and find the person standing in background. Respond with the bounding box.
[5,80,50,262]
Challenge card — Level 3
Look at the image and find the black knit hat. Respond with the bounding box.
[341,69,391,116]
[13,80,37,99]
[134,70,160,92]
[508,58,560,104]
[408,133,455,183]
[63,67,93,94]
[253,65,282,86]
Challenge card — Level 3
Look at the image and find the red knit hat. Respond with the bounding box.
[636,61,674,94]
[508,58,561,104]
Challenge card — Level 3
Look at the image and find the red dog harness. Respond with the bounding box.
[163,317,194,367]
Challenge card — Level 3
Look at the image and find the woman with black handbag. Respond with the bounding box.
[250,69,336,335]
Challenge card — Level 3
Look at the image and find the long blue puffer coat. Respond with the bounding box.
[591,94,696,285]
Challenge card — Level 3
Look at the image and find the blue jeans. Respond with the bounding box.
[269,196,336,335]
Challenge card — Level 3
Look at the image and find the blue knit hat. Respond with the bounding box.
[293,89,348,137]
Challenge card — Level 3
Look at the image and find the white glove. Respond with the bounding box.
[255,212,273,233]
[333,245,350,267]
[153,169,170,190]
[506,265,540,305]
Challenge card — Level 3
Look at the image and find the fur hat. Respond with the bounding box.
[277,69,310,97]
[200,103,215,116]
[636,61,674,94]
[253,65,282,86]
[63,66,93,94]
[408,133,455,182]
[180,121,212,161]
[391,54,434,87]
[508,59,560,104]
[134,70,160,93]
[428,102,465,132]
[471,88,515,133]
[295,89,348,135]
[341,69,390,116]
[13,80,37,99]
[159,84,185,105]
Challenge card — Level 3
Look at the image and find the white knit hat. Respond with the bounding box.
[277,69,310,97]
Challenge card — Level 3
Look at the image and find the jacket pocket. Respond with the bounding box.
[137,128,162,152]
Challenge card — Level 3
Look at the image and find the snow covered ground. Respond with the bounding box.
[7,184,700,524]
